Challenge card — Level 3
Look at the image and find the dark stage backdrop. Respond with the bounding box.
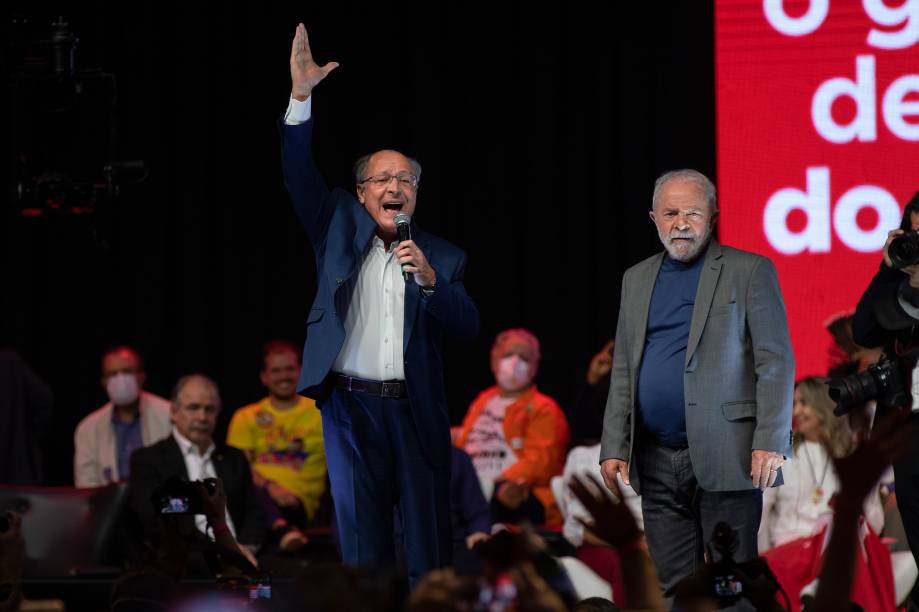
[2,2,715,485]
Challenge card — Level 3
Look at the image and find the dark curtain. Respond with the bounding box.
[1,1,715,485]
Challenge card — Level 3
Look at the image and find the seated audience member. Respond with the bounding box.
[395,445,490,575]
[759,377,886,551]
[560,443,642,606]
[455,328,570,526]
[566,340,613,447]
[757,377,898,610]
[111,479,252,611]
[128,374,265,566]
[450,446,491,571]
[227,340,325,548]
[74,346,170,487]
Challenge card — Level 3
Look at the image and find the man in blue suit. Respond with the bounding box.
[279,23,479,583]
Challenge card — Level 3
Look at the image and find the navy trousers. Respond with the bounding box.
[321,387,452,584]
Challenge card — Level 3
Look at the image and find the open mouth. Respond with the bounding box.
[382,202,404,213]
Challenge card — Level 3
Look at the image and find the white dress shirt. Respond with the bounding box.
[171,429,236,539]
[284,96,312,125]
[286,96,407,382]
[332,236,406,380]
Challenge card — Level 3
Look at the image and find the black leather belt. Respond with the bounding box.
[335,374,407,399]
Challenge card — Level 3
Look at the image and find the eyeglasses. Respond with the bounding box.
[359,173,419,189]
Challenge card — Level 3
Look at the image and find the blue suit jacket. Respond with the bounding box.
[280,119,480,467]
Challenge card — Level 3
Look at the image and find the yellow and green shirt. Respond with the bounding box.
[227,396,325,519]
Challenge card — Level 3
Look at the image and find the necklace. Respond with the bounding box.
[801,441,830,504]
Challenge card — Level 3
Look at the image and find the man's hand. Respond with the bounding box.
[883,228,919,286]
[465,531,489,550]
[600,458,630,494]
[395,240,436,287]
[495,480,529,509]
[586,340,614,385]
[266,481,300,508]
[289,23,339,101]
[750,449,784,490]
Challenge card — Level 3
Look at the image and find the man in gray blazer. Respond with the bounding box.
[599,169,794,597]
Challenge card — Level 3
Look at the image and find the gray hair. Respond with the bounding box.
[170,373,221,411]
[353,150,423,186]
[652,169,717,213]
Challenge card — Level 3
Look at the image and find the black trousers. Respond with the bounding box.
[636,440,763,600]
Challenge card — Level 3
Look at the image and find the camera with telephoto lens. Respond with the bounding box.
[889,230,919,269]
[151,476,216,516]
[827,357,909,416]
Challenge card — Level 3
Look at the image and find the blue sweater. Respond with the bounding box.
[636,253,705,448]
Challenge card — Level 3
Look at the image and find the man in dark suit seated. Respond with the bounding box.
[128,374,265,568]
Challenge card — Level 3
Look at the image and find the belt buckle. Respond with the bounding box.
[381,382,396,397]
[346,376,353,392]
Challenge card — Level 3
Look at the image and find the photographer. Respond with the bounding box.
[851,190,919,608]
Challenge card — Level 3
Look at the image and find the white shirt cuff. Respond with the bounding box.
[284,96,312,125]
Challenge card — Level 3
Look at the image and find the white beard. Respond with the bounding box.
[660,224,713,262]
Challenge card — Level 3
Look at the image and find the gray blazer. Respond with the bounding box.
[600,241,794,493]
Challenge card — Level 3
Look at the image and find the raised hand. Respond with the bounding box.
[586,340,614,385]
[290,23,339,101]
[569,473,640,549]
[835,409,913,506]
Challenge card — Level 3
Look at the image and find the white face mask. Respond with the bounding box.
[106,372,140,406]
[496,355,533,393]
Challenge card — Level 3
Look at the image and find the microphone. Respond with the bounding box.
[395,212,412,283]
